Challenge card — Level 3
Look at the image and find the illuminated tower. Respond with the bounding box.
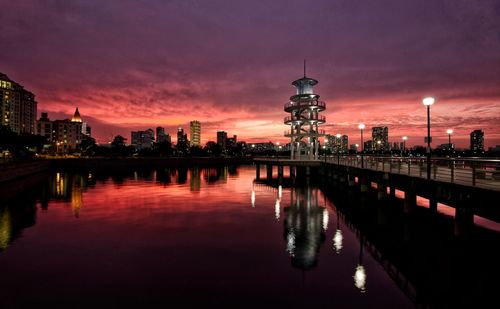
[284,62,326,160]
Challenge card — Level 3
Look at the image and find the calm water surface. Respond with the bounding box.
[0,166,497,308]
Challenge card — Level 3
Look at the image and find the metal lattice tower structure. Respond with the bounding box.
[284,63,326,160]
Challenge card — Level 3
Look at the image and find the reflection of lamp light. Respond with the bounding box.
[278,185,282,199]
[333,229,343,253]
[251,190,255,208]
[354,265,367,292]
[275,198,280,220]
[354,235,366,292]
[322,208,329,231]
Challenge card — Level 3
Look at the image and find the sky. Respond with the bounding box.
[1,0,499,148]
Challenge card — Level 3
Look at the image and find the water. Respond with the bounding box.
[0,165,498,308]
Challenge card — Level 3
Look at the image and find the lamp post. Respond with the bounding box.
[336,133,341,165]
[358,123,365,168]
[423,97,435,180]
[446,128,453,146]
[402,136,407,156]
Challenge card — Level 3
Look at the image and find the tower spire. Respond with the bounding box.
[303,59,306,77]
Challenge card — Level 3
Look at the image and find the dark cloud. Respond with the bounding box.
[1,0,499,146]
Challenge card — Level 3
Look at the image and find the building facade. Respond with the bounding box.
[470,130,484,152]
[177,127,188,146]
[36,108,83,153]
[189,120,201,147]
[217,131,227,149]
[156,126,170,143]
[0,72,37,134]
[131,129,155,149]
[372,127,389,151]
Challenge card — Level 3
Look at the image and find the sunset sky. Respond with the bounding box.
[1,0,499,147]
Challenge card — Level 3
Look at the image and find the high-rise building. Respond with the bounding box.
[36,112,53,143]
[177,127,188,145]
[217,131,228,149]
[190,120,201,147]
[470,130,484,152]
[227,134,237,149]
[364,140,373,152]
[156,126,170,143]
[0,72,37,134]
[372,127,389,151]
[131,129,155,149]
[340,135,348,153]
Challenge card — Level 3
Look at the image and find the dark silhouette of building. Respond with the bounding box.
[217,130,227,149]
[470,130,484,152]
[131,129,154,149]
[372,126,389,151]
[156,126,170,143]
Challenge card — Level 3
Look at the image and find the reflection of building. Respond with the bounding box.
[470,129,484,152]
[283,187,327,270]
[203,167,228,183]
[71,176,83,218]
[189,121,201,147]
[0,72,37,134]
[0,204,36,252]
[190,167,201,191]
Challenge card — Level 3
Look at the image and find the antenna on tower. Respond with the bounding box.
[303,59,306,77]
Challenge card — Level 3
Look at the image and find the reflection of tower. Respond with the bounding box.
[283,186,327,270]
[284,62,326,160]
[71,175,83,218]
[190,167,201,191]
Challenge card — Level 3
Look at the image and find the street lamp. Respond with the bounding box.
[422,97,435,180]
[402,136,407,156]
[358,123,365,168]
[446,129,453,145]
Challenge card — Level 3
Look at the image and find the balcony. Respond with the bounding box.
[284,114,326,124]
[284,100,326,112]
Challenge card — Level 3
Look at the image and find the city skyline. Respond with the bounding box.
[1,0,499,147]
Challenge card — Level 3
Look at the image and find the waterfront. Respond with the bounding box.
[0,165,498,308]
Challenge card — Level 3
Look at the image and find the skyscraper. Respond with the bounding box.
[156,126,170,143]
[0,72,37,134]
[190,120,201,147]
[470,129,484,152]
[340,135,348,153]
[217,131,227,149]
[36,108,83,152]
[177,127,188,145]
[131,129,155,149]
[372,126,389,151]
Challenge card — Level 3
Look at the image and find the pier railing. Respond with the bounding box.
[324,155,500,191]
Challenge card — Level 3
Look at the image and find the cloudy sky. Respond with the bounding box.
[1,0,499,147]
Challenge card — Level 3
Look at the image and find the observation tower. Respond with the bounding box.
[284,63,326,160]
